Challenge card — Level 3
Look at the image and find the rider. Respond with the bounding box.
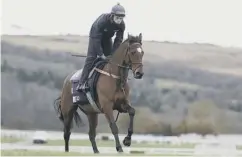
[76,3,126,93]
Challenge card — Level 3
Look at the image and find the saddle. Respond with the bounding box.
[70,57,107,111]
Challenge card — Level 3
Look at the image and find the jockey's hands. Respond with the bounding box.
[99,54,106,59]
[98,54,111,60]
[106,55,111,60]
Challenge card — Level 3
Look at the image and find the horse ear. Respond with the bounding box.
[139,33,142,41]
[128,33,131,40]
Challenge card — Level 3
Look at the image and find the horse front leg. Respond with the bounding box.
[103,103,123,153]
[123,104,135,147]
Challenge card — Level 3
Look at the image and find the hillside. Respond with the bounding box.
[1,35,242,135]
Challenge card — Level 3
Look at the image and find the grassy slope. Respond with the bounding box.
[2,35,242,77]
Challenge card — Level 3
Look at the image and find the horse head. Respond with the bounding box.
[109,33,144,79]
[124,33,144,79]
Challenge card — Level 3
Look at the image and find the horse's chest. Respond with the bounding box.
[114,90,126,101]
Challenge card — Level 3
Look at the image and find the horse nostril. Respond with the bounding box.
[135,72,143,78]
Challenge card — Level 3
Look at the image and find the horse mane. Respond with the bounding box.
[122,34,142,45]
[109,34,140,64]
[109,34,142,62]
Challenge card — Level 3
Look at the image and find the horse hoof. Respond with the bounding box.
[123,136,131,147]
[94,150,100,154]
[116,146,123,153]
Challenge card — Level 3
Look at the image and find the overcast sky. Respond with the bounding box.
[2,0,242,48]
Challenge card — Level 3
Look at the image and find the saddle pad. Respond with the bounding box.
[70,58,107,106]
[70,69,83,82]
[88,60,107,102]
[71,80,89,105]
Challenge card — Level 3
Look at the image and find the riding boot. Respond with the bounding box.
[76,64,92,92]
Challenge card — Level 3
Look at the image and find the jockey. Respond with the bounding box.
[76,3,126,92]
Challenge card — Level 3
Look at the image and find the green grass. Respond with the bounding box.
[1,150,83,156]
[0,136,23,143]
[237,145,242,150]
[155,78,202,90]
[1,149,192,156]
[45,139,195,148]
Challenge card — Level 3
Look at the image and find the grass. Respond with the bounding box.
[1,150,82,156]
[45,139,195,148]
[237,145,242,150]
[155,78,202,90]
[1,149,192,156]
[0,136,23,143]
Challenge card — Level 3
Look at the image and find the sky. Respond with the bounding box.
[1,0,242,48]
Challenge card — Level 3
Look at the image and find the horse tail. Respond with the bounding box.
[73,110,83,128]
[53,96,83,127]
[53,96,63,122]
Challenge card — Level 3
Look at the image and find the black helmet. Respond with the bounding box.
[111,3,125,17]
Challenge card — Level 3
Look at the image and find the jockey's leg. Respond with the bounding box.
[101,38,113,56]
[76,37,100,92]
[76,59,93,92]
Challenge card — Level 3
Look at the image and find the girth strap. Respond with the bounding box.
[94,67,120,79]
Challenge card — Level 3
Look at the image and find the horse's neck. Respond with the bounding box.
[108,42,128,74]
[109,42,129,86]
[110,42,128,65]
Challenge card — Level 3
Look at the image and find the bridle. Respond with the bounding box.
[109,42,143,74]
[94,41,143,82]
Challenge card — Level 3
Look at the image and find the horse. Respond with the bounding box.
[54,33,144,153]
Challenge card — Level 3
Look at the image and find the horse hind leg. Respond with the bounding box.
[87,113,99,153]
[63,105,77,152]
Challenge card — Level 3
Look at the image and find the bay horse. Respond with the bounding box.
[54,33,144,153]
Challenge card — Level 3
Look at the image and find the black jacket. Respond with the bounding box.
[89,13,125,55]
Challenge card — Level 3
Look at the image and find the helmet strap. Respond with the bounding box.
[110,14,115,23]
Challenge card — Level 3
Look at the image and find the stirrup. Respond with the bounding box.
[76,82,89,92]
[83,82,90,91]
